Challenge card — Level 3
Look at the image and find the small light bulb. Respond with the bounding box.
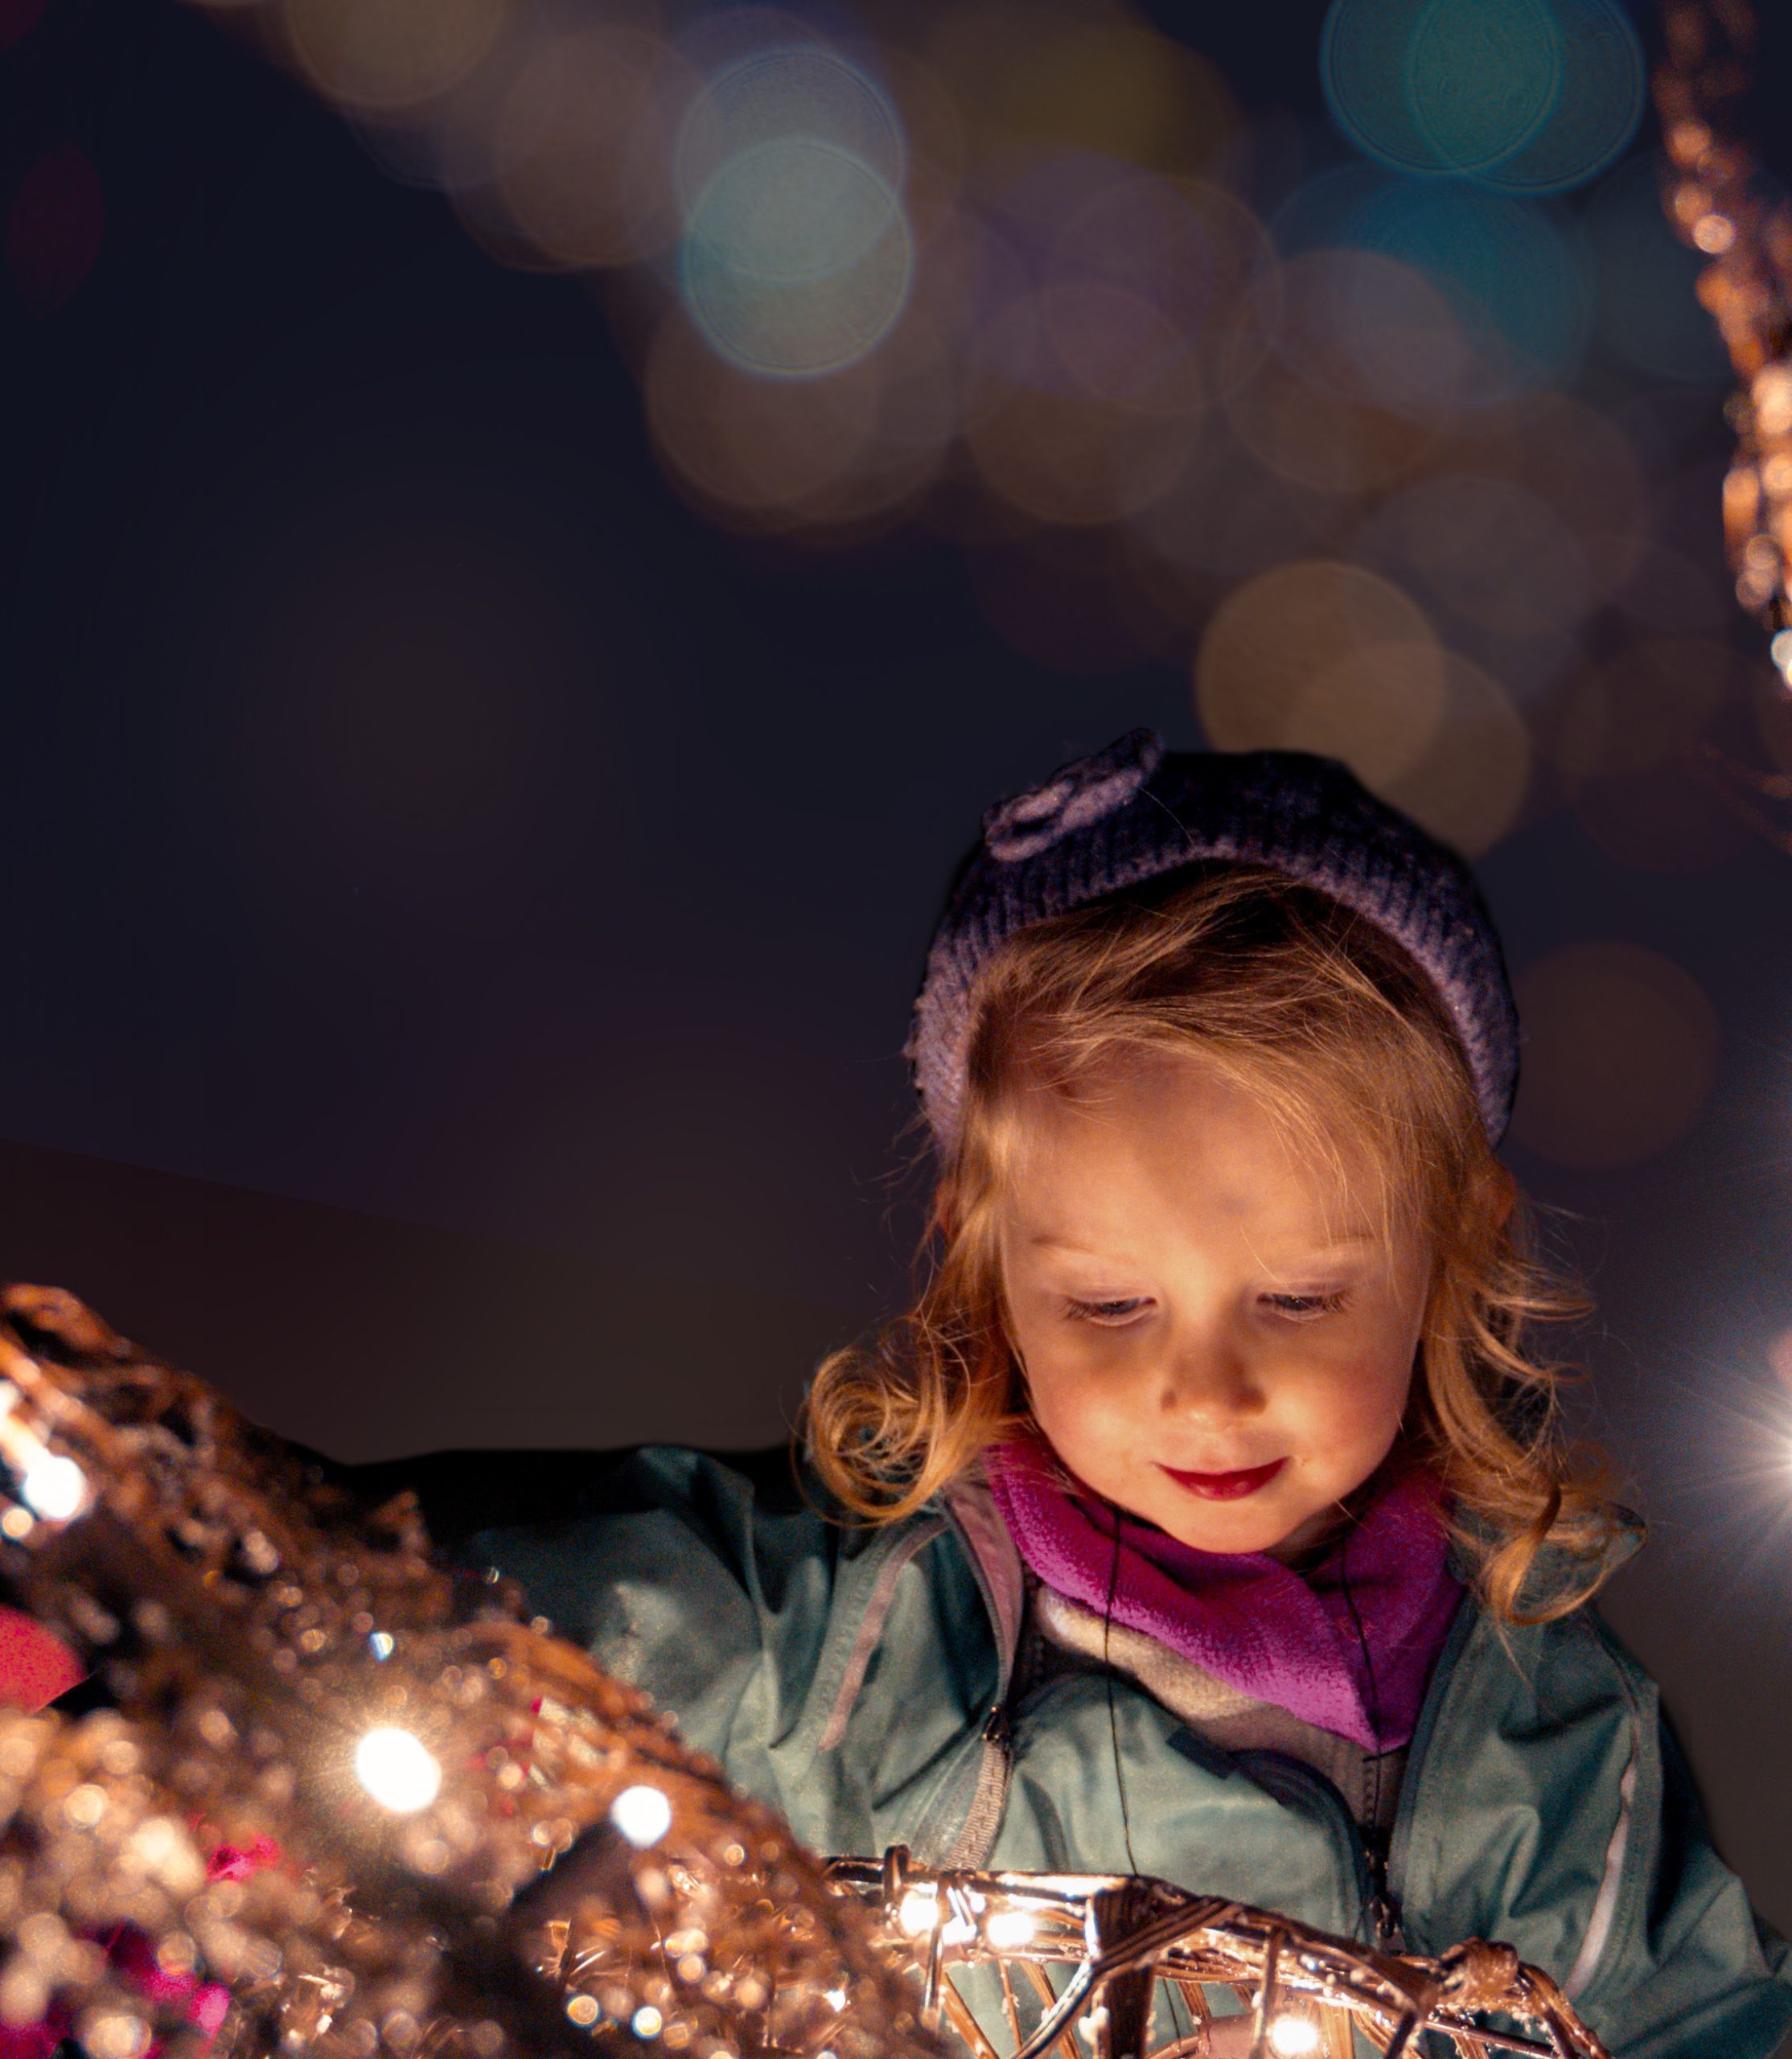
[1268,2012,1321,2057]
[897,1888,938,1936]
[609,1784,672,1849]
[985,1909,1036,1949]
[1773,630,1792,685]
[368,1631,395,1661]
[354,1727,441,1813]
[21,1454,85,1522]
[823,1990,847,2013]
[631,2007,664,2039]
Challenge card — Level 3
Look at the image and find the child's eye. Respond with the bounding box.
[1063,1297,1152,1326]
[1261,1290,1347,1321]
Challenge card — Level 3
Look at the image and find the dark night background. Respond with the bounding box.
[6,0,1792,1993]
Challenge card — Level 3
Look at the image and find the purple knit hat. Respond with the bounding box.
[909,729,1519,1153]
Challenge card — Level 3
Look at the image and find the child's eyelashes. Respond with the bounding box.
[1059,1290,1350,1326]
[1261,1289,1348,1321]
[1062,1296,1152,1327]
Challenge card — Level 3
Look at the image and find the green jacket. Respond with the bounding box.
[364,1444,1792,2059]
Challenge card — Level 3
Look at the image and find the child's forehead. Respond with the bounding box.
[993,1051,1396,1248]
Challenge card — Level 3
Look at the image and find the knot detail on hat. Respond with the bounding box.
[982,727,1164,862]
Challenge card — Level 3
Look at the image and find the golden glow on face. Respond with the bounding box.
[997,1050,1429,1557]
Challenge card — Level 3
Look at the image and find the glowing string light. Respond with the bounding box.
[353,1727,442,1814]
[20,1454,85,1523]
[984,1909,1036,1949]
[610,1782,673,1848]
[1268,2012,1321,2057]
[896,1888,937,1937]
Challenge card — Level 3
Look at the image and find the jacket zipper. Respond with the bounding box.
[941,1699,1014,1866]
[1359,1823,1404,1951]
[1382,1600,1477,1954]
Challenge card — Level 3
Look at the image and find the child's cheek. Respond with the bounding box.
[1025,1352,1136,1467]
[1295,1340,1418,1453]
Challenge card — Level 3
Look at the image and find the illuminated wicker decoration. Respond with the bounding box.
[1654,0,1792,655]
[0,1286,1612,2059]
[0,1284,940,2059]
[828,1853,1612,2059]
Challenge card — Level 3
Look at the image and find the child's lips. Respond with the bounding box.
[1157,1457,1287,1502]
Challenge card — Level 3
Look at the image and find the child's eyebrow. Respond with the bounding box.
[1026,1231,1383,1257]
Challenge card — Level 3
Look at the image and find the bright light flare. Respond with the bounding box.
[985,1909,1037,1948]
[354,1727,442,1813]
[21,1454,86,1523]
[897,1888,938,1937]
[610,1782,673,1848]
[1268,2011,1321,2057]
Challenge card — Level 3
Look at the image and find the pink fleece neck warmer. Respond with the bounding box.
[984,1435,1461,1752]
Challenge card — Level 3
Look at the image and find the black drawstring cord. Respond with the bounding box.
[1103,1502,1190,2046]
[1103,1499,1145,1880]
[1336,1512,1398,1946]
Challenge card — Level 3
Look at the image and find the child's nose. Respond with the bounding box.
[1157,1330,1268,1420]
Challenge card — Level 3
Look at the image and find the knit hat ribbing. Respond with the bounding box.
[909,729,1519,1153]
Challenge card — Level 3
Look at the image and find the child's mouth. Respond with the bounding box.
[1158,1457,1287,1502]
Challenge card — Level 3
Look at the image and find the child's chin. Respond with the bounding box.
[1156,1497,1305,1558]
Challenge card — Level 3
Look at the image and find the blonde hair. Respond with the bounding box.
[803,865,1625,1624]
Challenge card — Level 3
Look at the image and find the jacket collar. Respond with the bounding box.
[940,1469,1026,1689]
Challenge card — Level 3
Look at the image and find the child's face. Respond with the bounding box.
[996,1049,1431,1558]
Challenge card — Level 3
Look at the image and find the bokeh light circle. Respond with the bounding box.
[680,138,913,377]
[676,42,906,212]
[645,314,882,519]
[672,41,914,378]
[491,27,669,270]
[1407,0,1561,175]
[1272,246,1480,421]
[282,0,508,116]
[1128,431,1338,587]
[1474,0,1644,195]
[1322,0,1642,193]
[1194,561,1441,751]
[1321,0,1552,176]
[1280,642,1448,790]
[1538,639,1751,873]
[1509,943,1720,1168]
[930,10,1235,175]
[1354,473,1592,643]
[1049,172,1268,376]
[1535,637,1744,783]
[1379,651,1530,857]
[1345,183,1588,397]
[1221,343,1438,495]
[965,366,1203,527]
[1457,390,1648,595]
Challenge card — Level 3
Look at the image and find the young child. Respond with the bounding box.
[449,729,1790,2059]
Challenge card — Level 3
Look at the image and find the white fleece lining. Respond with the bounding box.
[1564,1752,1637,1999]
